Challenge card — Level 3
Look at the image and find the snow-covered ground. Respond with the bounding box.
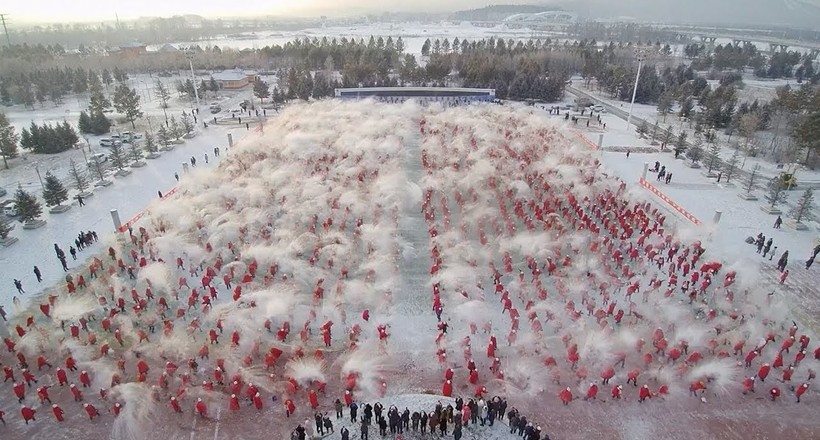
[0,99,818,440]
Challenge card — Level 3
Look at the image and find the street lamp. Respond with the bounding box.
[184,47,201,114]
[626,49,647,130]
[33,163,44,191]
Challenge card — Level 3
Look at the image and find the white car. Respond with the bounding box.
[592,105,605,113]
[99,138,121,148]
[91,153,108,163]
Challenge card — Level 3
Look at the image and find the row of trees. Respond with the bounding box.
[684,42,817,83]
[19,121,79,154]
[0,66,127,108]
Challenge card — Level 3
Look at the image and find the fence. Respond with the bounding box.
[638,177,702,225]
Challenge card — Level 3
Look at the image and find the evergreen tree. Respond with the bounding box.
[68,158,89,194]
[765,177,787,210]
[108,142,128,170]
[723,148,741,183]
[743,164,760,195]
[705,142,721,173]
[687,138,704,164]
[128,141,143,162]
[421,39,431,56]
[112,83,143,129]
[143,131,158,154]
[156,125,171,148]
[180,113,194,135]
[0,112,19,169]
[790,188,815,224]
[209,76,219,93]
[90,111,111,135]
[674,131,688,155]
[657,91,673,122]
[88,91,111,114]
[78,111,93,134]
[637,121,649,138]
[169,116,182,140]
[660,126,674,151]
[13,187,42,223]
[155,78,171,125]
[253,78,270,104]
[42,172,68,207]
[0,214,12,240]
[0,82,11,106]
[101,69,113,86]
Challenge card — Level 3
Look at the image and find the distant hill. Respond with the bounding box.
[548,0,820,29]
[449,5,554,21]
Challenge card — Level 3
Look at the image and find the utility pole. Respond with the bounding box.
[185,48,201,114]
[626,49,647,131]
[0,14,11,47]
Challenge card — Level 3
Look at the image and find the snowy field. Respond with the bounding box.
[0,100,818,440]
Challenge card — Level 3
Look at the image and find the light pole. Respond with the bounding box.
[626,49,647,130]
[184,48,201,114]
[33,163,44,191]
[82,137,90,164]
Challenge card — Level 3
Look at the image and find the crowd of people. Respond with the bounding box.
[290,396,547,440]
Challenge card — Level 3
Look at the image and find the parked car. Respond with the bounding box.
[2,200,18,217]
[592,105,605,112]
[210,103,222,114]
[99,138,121,148]
[91,153,108,163]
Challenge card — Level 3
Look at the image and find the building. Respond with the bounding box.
[211,69,259,90]
[117,42,147,57]
[334,87,496,104]
[502,11,578,25]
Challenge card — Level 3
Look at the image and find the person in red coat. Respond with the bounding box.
[79,370,91,388]
[440,379,453,397]
[52,404,64,421]
[796,383,809,403]
[611,384,623,399]
[112,402,123,416]
[70,384,83,402]
[170,396,182,413]
[56,368,68,386]
[195,398,208,418]
[308,389,319,409]
[285,399,296,417]
[37,386,51,404]
[13,382,25,402]
[742,377,755,394]
[229,394,240,411]
[638,385,652,402]
[253,393,263,410]
[758,363,771,382]
[21,405,36,424]
[83,403,99,420]
[559,387,573,405]
[770,387,781,401]
[585,383,598,400]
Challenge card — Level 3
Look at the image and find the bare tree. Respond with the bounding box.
[739,113,761,156]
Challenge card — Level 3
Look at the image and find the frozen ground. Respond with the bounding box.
[0,100,818,440]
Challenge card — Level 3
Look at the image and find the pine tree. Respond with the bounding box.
[688,138,704,164]
[128,141,143,162]
[660,126,674,151]
[78,111,93,134]
[253,78,270,104]
[89,154,106,181]
[157,125,171,149]
[14,187,42,223]
[705,142,721,173]
[155,78,171,122]
[723,148,741,183]
[169,116,181,140]
[0,112,19,169]
[637,121,649,138]
[112,83,143,129]
[42,172,68,207]
[109,142,128,170]
[88,91,111,114]
[90,111,111,134]
[68,159,89,193]
[790,188,815,224]
[0,214,12,239]
[765,177,787,210]
[180,113,194,135]
[143,131,158,154]
[674,131,688,156]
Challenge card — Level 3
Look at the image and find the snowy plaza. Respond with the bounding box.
[0,96,819,440]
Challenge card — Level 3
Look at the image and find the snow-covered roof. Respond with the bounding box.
[158,43,179,53]
[212,69,248,81]
[119,42,146,49]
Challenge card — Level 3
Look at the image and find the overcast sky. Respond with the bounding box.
[8,0,532,23]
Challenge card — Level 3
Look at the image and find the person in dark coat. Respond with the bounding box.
[340,426,350,440]
[420,411,428,434]
[439,414,448,435]
[360,418,369,440]
[294,425,306,440]
[350,402,358,422]
[378,415,387,436]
